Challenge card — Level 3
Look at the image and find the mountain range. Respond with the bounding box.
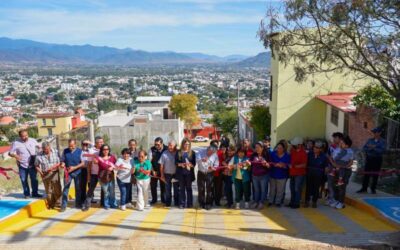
[0,37,270,67]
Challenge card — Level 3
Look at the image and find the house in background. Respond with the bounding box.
[268,33,369,145]
[36,108,89,138]
[0,145,11,160]
[316,92,379,149]
[98,96,184,150]
[184,121,220,140]
[0,116,16,126]
[239,111,257,143]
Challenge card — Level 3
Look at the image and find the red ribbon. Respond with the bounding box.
[0,167,18,180]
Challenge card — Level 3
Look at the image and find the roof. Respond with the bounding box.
[73,120,89,129]
[316,92,357,113]
[135,96,171,103]
[0,145,11,154]
[36,112,73,118]
[0,116,16,125]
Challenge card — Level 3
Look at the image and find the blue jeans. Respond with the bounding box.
[252,175,269,203]
[223,174,233,206]
[117,178,130,206]
[289,175,305,206]
[18,166,39,196]
[164,174,179,206]
[62,171,82,208]
[101,180,117,209]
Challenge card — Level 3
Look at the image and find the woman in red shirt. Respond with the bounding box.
[288,137,307,209]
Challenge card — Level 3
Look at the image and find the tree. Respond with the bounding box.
[353,85,400,121]
[18,93,38,105]
[259,0,400,101]
[249,105,271,140]
[169,94,200,138]
[212,109,238,140]
[53,92,66,102]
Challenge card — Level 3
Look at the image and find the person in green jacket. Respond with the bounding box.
[132,150,152,211]
[229,148,251,209]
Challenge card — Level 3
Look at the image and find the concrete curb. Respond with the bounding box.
[0,188,76,231]
[345,196,400,230]
[0,199,47,229]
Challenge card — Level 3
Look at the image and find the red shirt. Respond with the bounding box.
[215,150,226,177]
[244,148,254,158]
[289,148,307,176]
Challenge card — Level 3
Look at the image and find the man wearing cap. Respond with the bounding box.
[358,127,386,194]
[197,146,219,210]
[288,137,307,209]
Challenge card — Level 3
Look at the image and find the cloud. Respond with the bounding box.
[0,8,262,38]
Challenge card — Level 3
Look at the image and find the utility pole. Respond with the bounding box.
[237,80,240,144]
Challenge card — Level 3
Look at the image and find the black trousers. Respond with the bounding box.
[151,173,165,203]
[197,171,214,206]
[362,156,383,191]
[213,174,223,205]
[80,168,88,204]
[305,172,323,203]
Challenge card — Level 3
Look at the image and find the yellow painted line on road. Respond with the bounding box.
[135,205,169,235]
[222,209,249,236]
[194,208,205,235]
[260,207,296,233]
[180,208,196,234]
[41,208,100,236]
[299,208,345,233]
[0,209,59,235]
[87,209,134,236]
[339,205,397,232]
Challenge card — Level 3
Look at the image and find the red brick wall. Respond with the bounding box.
[349,105,379,149]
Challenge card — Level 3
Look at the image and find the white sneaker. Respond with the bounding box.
[235,203,241,209]
[121,205,126,211]
[171,178,178,183]
[145,204,151,209]
[244,202,249,209]
[335,202,345,209]
[330,200,338,208]
[126,203,133,209]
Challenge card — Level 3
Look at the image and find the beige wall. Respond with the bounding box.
[325,105,345,141]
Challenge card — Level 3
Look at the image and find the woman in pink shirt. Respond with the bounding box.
[96,144,117,209]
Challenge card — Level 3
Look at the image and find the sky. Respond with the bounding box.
[0,0,283,56]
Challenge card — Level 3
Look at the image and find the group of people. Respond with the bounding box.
[8,126,385,212]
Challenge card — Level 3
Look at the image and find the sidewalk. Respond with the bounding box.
[345,179,400,228]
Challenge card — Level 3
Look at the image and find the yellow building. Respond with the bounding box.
[269,33,369,145]
[37,112,73,137]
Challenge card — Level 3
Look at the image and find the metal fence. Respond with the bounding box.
[383,117,400,149]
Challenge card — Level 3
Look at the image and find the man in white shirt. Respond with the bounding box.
[196,146,219,210]
[82,136,103,211]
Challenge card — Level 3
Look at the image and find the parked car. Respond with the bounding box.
[192,136,209,142]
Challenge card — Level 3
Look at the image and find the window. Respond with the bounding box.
[330,107,339,126]
[52,118,56,126]
[42,118,46,126]
[47,128,53,136]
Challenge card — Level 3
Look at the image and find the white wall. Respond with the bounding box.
[325,105,345,141]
